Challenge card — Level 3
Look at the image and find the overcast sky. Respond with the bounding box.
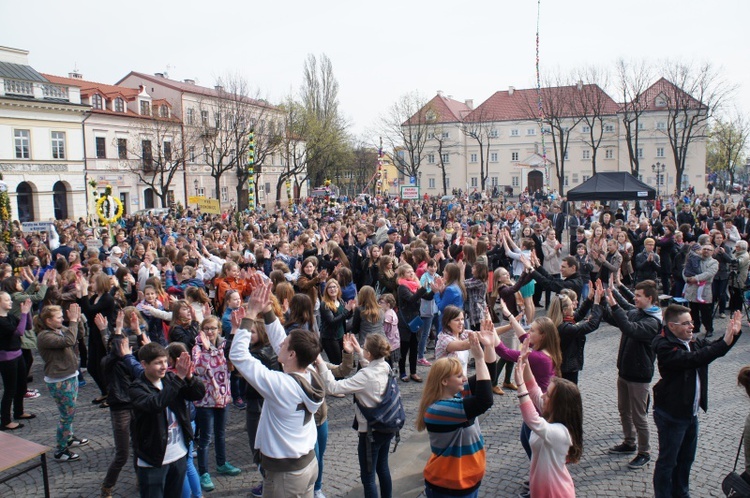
[2,0,748,145]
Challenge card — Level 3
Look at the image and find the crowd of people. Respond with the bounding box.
[0,185,748,498]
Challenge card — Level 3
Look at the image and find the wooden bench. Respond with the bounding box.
[0,432,51,497]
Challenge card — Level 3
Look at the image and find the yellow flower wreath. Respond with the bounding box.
[96,195,124,225]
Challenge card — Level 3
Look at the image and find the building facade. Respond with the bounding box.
[408,81,707,197]
[0,46,88,222]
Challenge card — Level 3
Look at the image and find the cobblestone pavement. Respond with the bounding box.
[2,313,747,497]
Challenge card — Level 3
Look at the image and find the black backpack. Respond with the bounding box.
[354,370,406,471]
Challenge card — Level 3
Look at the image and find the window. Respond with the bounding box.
[203,147,210,160]
[491,177,498,186]
[572,173,579,183]
[604,124,615,133]
[215,112,222,129]
[445,177,450,189]
[511,129,519,137]
[656,147,665,158]
[565,176,569,186]
[140,100,150,115]
[582,150,590,160]
[470,153,477,163]
[582,175,590,182]
[441,153,450,163]
[656,121,666,131]
[197,187,205,197]
[428,178,436,189]
[526,128,536,136]
[114,98,125,113]
[563,150,569,160]
[511,177,519,187]
[427,133,435,140]
[201,110,209,125]
[637,148,644,159]
[511,152,519,161]
[51,131,65,159]
[638,121,645,130]
[541,126,551,135]
[471,177,478,187]
[221,186,228,202]
[189,146,196,163]
[441,131,449,139]
[117,138,128,159]
[163,141,172,162]
[582,125,591,133]
[490,152,498,162]
[95,137,106,159]
[186,108,195,125]
[14,130,30,159]
[92,94,103,110]
[427,154,435,164]
[159,105,168,118]
[142,140,153,169]
[605,149,614,159]
[489,129,498,138]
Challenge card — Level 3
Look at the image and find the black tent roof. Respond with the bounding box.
[566,172,656,201]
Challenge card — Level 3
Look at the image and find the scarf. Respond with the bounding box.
[398,278,420,293]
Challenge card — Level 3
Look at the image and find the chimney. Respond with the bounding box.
[154,72,165,78]
[184,79,195,85]
[465,99,474,109]
[447,94,453,100]
[508,86,515,96]
[215,85,224,92]
[576,80,583,91]
[437,90,444,97]
[68,71,83,79]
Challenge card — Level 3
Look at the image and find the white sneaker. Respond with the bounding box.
[314,490,327,498]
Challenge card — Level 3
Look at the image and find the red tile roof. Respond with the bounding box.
[403,94,471,126]
[638,77,705,112]
[116,71,277,110]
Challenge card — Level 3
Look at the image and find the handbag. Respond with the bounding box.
[398,309,423,333]
[722,431,750,497]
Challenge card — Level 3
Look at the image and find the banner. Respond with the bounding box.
[21,221,54,233]
[198,198,221,214]
[400,186,419,200]
[188,196,203,204]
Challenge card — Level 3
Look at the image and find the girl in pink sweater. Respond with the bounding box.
[514,340,583,498]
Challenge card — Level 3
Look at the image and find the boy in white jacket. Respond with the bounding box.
[229,281,324,498]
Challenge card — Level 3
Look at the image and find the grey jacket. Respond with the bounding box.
[682,256,718,302]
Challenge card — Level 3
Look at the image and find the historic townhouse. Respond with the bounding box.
[0,46,88,222]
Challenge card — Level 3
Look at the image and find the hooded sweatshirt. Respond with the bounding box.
[229,313,323,471]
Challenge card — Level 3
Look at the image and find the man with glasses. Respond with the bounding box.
[651,305,742,497]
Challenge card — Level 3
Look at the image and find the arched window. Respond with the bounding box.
[114,97,125,112]
[53,181,68,220]
[92,94,103,109]
[16,182,34,222]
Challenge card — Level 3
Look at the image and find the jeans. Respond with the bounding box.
[398,333,418,377]
[520,422,532,459]
[425,486,479,498]
[47,377,78,452]
[245,401,263,465]
[580,282,590,301]
[689,301,713,335]
[0,355,27,426]
[230,371,247,403]
[417,314,434,360]
[358,431,394,498]
[653,408,698,498]
[712,278,729,314]
[195,406,228,475]
[182,422,201,498]
[137,455,187,498]
[314,420,328,492]
[103,408,133,489]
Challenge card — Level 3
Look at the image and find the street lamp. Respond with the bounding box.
[193,179,199,195]
[651,162,665,199]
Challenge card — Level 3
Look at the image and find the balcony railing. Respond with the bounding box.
[42,84,69,100]
[4,79,34,96]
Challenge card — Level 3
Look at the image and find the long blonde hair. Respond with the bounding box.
[443,263,466,301]
[321,278,342,312]
[546,295,572,328]
[416,357,463,432]
[357,285,381,323]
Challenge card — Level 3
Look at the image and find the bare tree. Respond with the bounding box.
[382,91,432,181]
[707,110,749,188]
[658,61,731,193]
[574,67,615,175]
[432,125,461,194]
[461,107,493,190]
[125,115,192,208]
[277,98,313,204]
[615,58,653,177]
[348,140,378,195]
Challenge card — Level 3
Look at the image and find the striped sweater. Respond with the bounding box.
[423,378,493,496]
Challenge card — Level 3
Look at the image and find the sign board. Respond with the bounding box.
[198,198,221,214]
[637,191,648,197]
[21,222,53,233]
[188,196,203,204]
[400,186,419,200]
[409,177,416,185]
[86,239,103,249]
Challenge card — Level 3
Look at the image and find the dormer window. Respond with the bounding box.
[92,94,103,110]
[159,105,168,118]
[655,94,667,107]
[114,97,125,113]
[140,101,151,116]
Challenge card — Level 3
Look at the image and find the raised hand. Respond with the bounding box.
[115,310,125,331]
[468,331,485,361]
[20,298,32,315]
[605,287,617,306]
[174,352,193,380]
[345,299,358,311]
[479,314,498,348]
[230,306,247,331]
[94,313,108,332]
[67,303,81,323]
[116,335,132,357]
[199,331,210,350]
[247,281,272,319]
[202,302,212,319]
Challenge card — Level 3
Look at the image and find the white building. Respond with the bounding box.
[408,80,707,197]
[0,46,88,222]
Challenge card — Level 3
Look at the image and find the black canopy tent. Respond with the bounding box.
[566,172,656,201]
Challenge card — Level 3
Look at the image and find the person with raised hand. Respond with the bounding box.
[417,328,496,497]
[651,306,742,497]
[0,295,34,430]
[230,281,324,498]
[514,337,582,498]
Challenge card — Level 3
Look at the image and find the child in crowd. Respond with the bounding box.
[683,243,707,303]
[378,293,400,368]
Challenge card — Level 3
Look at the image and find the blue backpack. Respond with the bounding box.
[354,370,405,471]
